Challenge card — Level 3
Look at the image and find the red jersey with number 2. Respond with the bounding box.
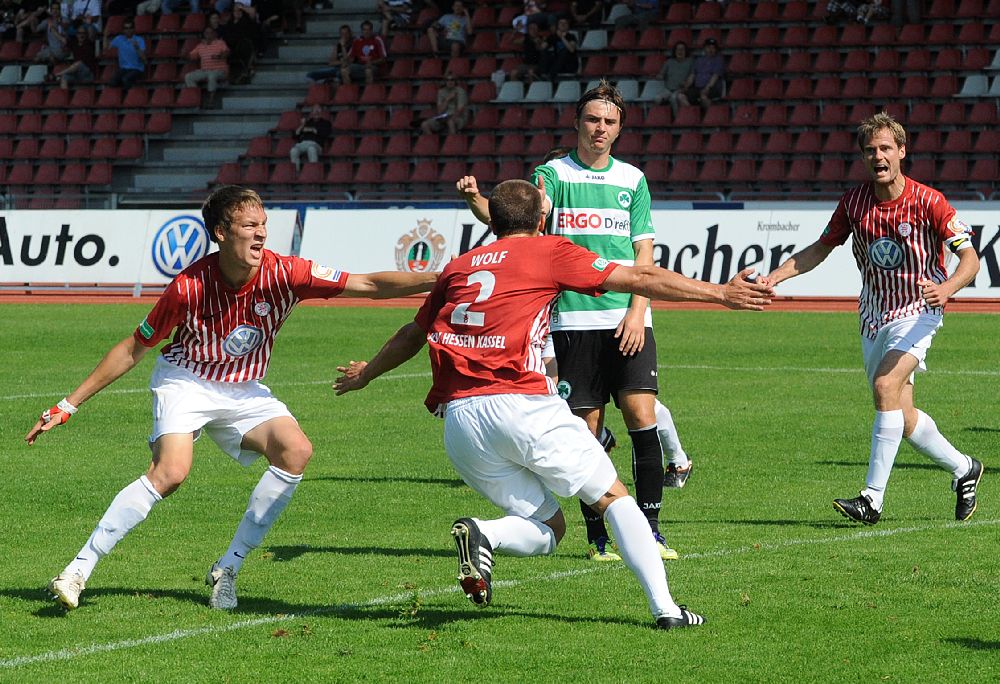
[414,235,619,411]
[134,249,349,382]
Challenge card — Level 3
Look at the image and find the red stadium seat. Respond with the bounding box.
[123,87,150,108]
[269,162,296,185]
[728,159,757,183]
[118,137,143,159]
[65,138,91,158]
[382,133,411,157]
[332,110,359,130]
[415,58,444,80]
[938,158,967,182]
[16,113,42,135]
[668,158,699,184]
[783,78,812,100]
[38,138,65,159]
[788,158,816,184]
[816,158,846,184]
[722,26,751,49]
[843,51,870,72]
[734,131,764,154]
[386,108,416,130]
[326,161,353,184]
[871,76,899,98]
[755,52,783,74]
[796,131,823,154]
[356,134,383,157]
[759,104,788,126]
[823,131,854,154]
[646,131,672,154]
[413,83,437,104]
[59,163,87,186]
[782,26,810,47]
[902,49,931,71]
[942,131,973,153]
[33,164,60,185]
[907,159,935,183]
[120,112,146,133]
[150,62,178,83]
[85,163,112,185]
[702,104,730,127]
[937,102,964,125]
[930,75,958,97]
[704,131,733,155]
[697,158,728,183]
[332,83,359,106]
[732,104,758,125]
[146,112,172,134]
[752,27,781,49]
[897,24,924,44]
[763,131,793,155]
[91,137,117,158]
[724,1,751,21]
[359,109,387,130]
[840,24,867,45]
[968,102,998,125]
[16,87,43,110]
[818,103,847,126]
[674,132,703,155]
[789,104,819,126]
[215,162,241,185]
[871,50,900,72]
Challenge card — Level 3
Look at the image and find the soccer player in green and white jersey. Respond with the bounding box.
[531,81,676,561]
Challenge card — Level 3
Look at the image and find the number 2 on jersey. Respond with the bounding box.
[451,271,496,327]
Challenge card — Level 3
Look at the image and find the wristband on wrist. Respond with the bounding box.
[57,398,78,415]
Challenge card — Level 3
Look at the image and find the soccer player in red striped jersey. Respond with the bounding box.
[27,185,439,611]
[763,112,983,525]
[334,179,773,629]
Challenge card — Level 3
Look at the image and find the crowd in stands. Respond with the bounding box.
[0,0,998,206]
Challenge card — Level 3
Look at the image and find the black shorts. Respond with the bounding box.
[552,328,659,410]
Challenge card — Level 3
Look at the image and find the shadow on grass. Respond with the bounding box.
[0,587,645,629]
[963,426,1000,434]
[820,460,997,474]
[944,637,1000,651]
[307,475,466,488]
[267,544,454,561]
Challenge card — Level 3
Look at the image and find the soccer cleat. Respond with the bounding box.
[953,458,983,521]
[598,426,616,452]
[663,462,693,488]
[451,518,494,607]
[655,605,706,630]
[48,572,86,610]
[833,493,881,525]
[206,562,238,610]
[653,532,679,561]
[586,536,622,562]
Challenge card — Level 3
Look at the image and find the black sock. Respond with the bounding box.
[630,425,663,534]
[579,498,608,543]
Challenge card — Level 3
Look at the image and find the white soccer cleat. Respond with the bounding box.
[206,562,238,610]
[48,572,86,610]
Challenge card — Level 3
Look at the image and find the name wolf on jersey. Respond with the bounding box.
[429,332,508,349]
[556,212,631,233]
[470,250,508,267]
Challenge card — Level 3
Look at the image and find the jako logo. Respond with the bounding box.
[152,215,210,278]
[223,325,263,357]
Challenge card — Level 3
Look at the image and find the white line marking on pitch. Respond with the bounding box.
[3,518,996,670]
[3,362,996,403]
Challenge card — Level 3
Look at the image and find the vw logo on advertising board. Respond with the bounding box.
[152,215,210,278]
[223,325,264,357]
[868,237,904,271]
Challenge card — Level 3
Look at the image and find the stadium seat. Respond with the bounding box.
[840,24,867,46]
[722,27,751,49]
[146,112,171,134]
[733,131,763,155]
[899,75,929,98]
[752,27,781,49]
[356,134,382,157]
[968,102,998,125]
[150,62,178,83]
[763,131,793,155]
[942,131,973,153]
[930,75,958,97]
[938,158,967,183]
[497,133,527,157]
[44,112,68,134]
[843,51,870,72]
[782,25,810,48]
[810,25,839,47]
[956,75,989,97]
[675,132,703,155]
[416,58,444,80]
[823,131,854,154]
[19,64,48,85]
[120,112,146,133]
[733,104,758,125]
[332,110,359,130]
[96,87,123,108]
[727,52,755,76]
[499,108,527,130]
[382,133,412,157]
[553,80,581,103]
[609,28,636,51]
[6,163,33,186]
[668,158,699,184]
[673,105,701,127]
[85,163,112,186]
[38,137,65,160]
[325,161,353,184]
[123,88,150,109]
[812,77,841,99]
[413,83,438,104]
[440,133,468,156]
[755,52,783,75]
[816,158,847,184]
[724,1,751,21]
[795,131,822,155]
[871,76,899,98]
[0,44,22,64]
[934,48,963,71]
[268,162,296,186]
[637,27,664,51]
[59,162,87,186]
[469,31,499,53]
[646,132,672,154]
[702,104,730,127]
[614,131,643,157]
[524,81,553,103]
[15,87,42,109]
[579,29,607,51]
[788,104,818,126]
[788,158,815,184]
[697,158,728,184]
[963,48,990,70]
[817,103,847,126]
[33,163,59,185]
[728,159,757,183]
[693,1,722,21]
[938,102,965,125]
[16,113,42,135]
[907,159,935,184]
[645,105,672,128]
[783,78,812,100]
[467,133,495,156]
[841,76,869,99]
[871,50,900,72]
[410,162,439,185]
[704,131,734,155]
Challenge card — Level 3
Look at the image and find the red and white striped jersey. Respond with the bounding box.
[414,235,618,412]
[821,176,972,339]
[134,249,349,382]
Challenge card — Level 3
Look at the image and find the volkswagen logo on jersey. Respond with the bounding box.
[617,190,632,209]
[868,237,904,270]
[223,325,264,357]
[151,215,210,278]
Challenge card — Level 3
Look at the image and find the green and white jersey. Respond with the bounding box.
[533,151,655,331]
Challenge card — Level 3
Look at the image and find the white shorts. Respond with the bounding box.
[443,393,618,521]
[861,313,942,387]
[149,356,294,466]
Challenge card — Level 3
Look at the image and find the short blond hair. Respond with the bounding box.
[856,112,906,151]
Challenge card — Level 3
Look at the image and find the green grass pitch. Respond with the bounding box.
[0,303,997,681]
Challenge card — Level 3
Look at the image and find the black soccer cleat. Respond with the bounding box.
[954,458,983,521]
[655,606,706,630]
[663,462,693,488]
[833,493,881,525]
[451,518,494,607]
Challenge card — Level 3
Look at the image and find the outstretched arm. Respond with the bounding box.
[762,240,834,286]
[333,322,427,394]
[25,335,151,444]
[342,271,438,298]
[603,266,774,311]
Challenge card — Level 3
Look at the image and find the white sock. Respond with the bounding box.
[655,401,688,468]
[905,410,971,478]
[475,516,556,556]
[862,409,904,511]
[605,496,679,619]
[65,476,162,580]
[220,465,302,573]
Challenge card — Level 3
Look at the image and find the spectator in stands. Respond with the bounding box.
[258,0,288,42]
[420,71,468,134]
[570,0,605,29]
[33,3,68,65]
[185,24,230,109]
[825,0,859,23]
[219,6,258,84]
[53,28,96,89]
[377,0,412,37]
[290,104,332,173]
[654,41,693,114]
[14,1,48,43]
[159,0,199,14]
[340,19,387,85]
[511,18,547,82]
[677,37,724,109]
[64,0,100,40]
[306,23,352,83]
[108,18,147,90]
[539,16,579,82]
[613,0,660,29]
[856,0,888,24]
[426,0,472,58]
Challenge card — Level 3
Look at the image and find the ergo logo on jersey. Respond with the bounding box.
[151,215,210,278]
[556,213,631,232]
